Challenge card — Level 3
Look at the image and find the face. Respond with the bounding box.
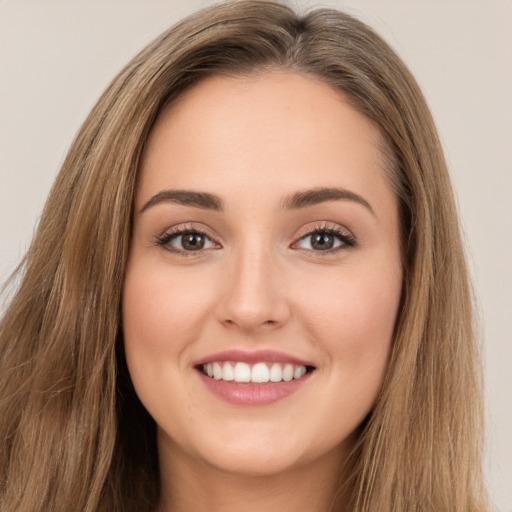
[123,72,402,477]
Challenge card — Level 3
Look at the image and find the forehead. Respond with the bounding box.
[137,71,390,208]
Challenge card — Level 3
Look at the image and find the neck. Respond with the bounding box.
[156,436,353,512]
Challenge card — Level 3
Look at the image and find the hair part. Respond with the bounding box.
[0,1,486,511]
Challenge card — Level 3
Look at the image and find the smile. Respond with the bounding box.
[194,350,316,405]
[202,361,308,383]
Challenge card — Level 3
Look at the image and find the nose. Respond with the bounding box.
[215,243,292,334]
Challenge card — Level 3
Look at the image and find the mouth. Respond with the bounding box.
[198,361,315,384]
[193,350,316,405]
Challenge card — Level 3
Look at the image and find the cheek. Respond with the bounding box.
[121,259,222,438]
[124,259,211,333]
[297,261,401,380]
[122,261,212,378]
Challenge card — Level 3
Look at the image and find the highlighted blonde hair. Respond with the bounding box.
[0,1,486,510]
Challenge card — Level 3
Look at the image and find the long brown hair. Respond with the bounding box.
[0,1,486,510]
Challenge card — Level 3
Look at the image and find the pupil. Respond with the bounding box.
[182,233,204,250]
[312,233,334,250]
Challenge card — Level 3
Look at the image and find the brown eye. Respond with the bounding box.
[181,233,206,251]
[294,227,355,253]
[157,229,216,253]
[310,233,335,250]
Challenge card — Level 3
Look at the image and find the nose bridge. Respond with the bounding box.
[216,235,290,331]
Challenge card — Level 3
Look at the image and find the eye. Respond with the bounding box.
[156,227,217,255]
[293,226,355,253]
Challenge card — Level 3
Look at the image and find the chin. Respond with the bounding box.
[161,421,349,479]
[208,444,303,477]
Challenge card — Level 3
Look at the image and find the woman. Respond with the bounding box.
[0,1,487,511]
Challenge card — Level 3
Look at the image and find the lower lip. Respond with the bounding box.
[196,370,313,406]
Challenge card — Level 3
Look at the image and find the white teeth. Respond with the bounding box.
[202,361,309,383]
[251,363,270,383]
[282,364,294,382]
[294,365,306,379]
[234,362,251,383]
[222,362,234,381]
[269,363,283,382]
[213,362,223,380]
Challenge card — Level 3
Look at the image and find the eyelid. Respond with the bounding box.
[154,221,355,257]
[291,222,356,252]
[155,223,221,256]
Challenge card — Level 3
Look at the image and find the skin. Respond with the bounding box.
[123,71,403,512]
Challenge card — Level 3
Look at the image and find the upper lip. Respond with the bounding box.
[193,349,315,368]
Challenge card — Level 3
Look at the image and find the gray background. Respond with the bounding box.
[1,1,510,509]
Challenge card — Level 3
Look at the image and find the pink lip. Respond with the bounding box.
[196,371,313,406]
[193,349,314,367]
[193,350,315,406]
[193,349,315,406]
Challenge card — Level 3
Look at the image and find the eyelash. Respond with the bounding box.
[293,224,356,255]
[155,224,217,257]
[155,223,356,257]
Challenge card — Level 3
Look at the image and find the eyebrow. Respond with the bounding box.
[140,186,374,215]
[140,189,224,213]
[282,187,374,215]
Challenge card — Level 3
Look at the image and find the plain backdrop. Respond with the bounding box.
[0,0,511,510]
